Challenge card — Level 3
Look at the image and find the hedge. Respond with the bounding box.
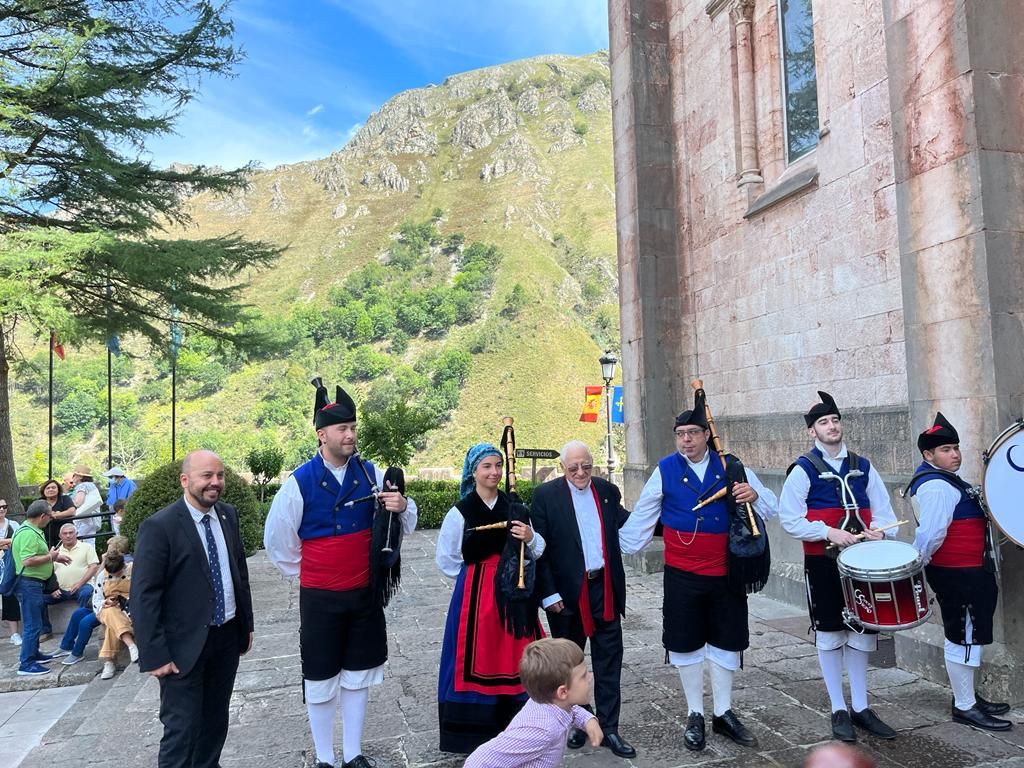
[121,460,263,556]
[407,478,536,529]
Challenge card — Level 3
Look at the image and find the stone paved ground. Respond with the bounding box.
[10,530,1024,768]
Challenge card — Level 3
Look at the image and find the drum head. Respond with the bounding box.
[837,539,919,574]
[983,421,1024,546]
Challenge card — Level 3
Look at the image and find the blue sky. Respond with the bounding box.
[150,0,609,170]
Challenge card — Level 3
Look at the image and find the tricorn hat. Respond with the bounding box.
[804,391,841,428]
[918,411,960,453]
[311,377,357,428]
[675,389,709,430]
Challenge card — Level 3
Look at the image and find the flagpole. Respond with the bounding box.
[171,360,177,462]
[107,346,113,470]
[48,333,54,479]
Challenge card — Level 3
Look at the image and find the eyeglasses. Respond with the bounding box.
[564,463,593,474]
[674,428,705,438]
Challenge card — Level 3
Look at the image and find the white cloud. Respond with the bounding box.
[307,104,325,116]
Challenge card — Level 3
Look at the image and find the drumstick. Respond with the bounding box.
[466,521,509,532]
[826,520,908,549]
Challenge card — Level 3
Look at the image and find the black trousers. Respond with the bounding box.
[546,576,623,732]
[158,620,241,768]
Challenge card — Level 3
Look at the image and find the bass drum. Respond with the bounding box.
[982,420,1024,547]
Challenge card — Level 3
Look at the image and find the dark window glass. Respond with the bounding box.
[779,0,819,161]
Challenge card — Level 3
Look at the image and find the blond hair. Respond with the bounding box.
[519,638,584,703]
[106,535,130,555]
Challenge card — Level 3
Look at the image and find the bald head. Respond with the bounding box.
[180,450,225,512]
[804,744,876,768]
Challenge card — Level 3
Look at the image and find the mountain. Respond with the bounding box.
[8,52,620,480]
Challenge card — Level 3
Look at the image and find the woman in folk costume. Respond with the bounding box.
[435,443,546,753]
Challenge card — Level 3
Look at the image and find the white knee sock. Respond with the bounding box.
[946,659,976,711]
[339,686,369,762]
[844,645,870,712]
[818,648,847,712]
[677,662,705,716]
[709,661,733,717]
[307,694,338,765]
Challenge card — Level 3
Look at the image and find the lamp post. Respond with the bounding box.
[599,350,618,479]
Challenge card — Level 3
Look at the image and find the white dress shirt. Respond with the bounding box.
[435,495,546,579]
[264,453,418,580]
[778,440,897,542]
[619,450,778,555]
[185,498,236,622]
[540,480,604,609]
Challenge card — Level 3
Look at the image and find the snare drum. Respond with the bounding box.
[983,420,1024,547]
[836,540,931,631]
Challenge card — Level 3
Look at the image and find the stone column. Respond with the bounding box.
[883,0,1024,700]
[732,0,763,186]
[608,0,687,504]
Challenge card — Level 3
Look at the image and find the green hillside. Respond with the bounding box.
[8,52,623,479]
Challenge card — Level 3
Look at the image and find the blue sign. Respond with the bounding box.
[611,386,624,423]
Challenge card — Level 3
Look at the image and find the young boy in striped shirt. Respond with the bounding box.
[465,638,603,768]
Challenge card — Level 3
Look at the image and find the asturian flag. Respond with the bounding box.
[611,386,624,424]
[579,386,603,422]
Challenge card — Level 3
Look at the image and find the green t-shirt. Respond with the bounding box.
[12,522,53,580]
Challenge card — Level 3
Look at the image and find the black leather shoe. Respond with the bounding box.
[851,708,897,739]
[684,712,705,751]
[567,728,586,749]
[711,709,758,747]
[343,757,376,768]
[314,763,334,768]
[976,694,1011,716]
[953,705,1013,731]
[601,731,637,758]
[831,710,856,742]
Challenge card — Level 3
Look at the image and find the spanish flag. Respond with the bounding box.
[579,386,603,422]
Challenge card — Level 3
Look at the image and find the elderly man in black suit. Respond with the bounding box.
[131,450,255,768]
[530,440,636,759]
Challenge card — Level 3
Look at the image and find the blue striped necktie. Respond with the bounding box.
[201,514,226,625]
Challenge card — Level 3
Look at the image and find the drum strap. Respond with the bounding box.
[801,450,861,501]
[901,467,972,497]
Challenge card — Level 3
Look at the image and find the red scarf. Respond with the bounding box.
[577,483,615,637]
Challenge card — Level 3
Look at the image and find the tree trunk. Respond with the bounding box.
[0,328,23,514]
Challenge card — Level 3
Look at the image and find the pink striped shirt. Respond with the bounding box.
[463,699,595,768]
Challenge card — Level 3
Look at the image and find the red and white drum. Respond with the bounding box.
[837,540,931,631]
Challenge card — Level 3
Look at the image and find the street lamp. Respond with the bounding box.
[599,350,618,478]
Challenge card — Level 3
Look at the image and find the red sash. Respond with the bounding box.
[299,531,371,590]
[803,507,873,555]
[930,518,985,568]
[454,555,540,696]
[663,527,728,576]
[578,484,615,637]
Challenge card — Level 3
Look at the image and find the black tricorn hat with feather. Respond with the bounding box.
[311,377,357,428]
[918,411,960,453]
[804,390,841,428]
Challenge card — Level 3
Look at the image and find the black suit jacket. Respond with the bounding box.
[130,498,254,676]
[531,475,629,618]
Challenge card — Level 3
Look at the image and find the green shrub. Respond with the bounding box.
[407,478,536,530]
[121,460,263,555]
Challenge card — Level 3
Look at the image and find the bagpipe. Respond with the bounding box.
[494,416,540,638]
[349,452,405,607]
[691,380,771,594]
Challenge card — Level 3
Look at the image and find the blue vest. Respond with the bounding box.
[796,448,871,512]
[293,452,377,540]
[908,462,982,521]
[658,451,730,534]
